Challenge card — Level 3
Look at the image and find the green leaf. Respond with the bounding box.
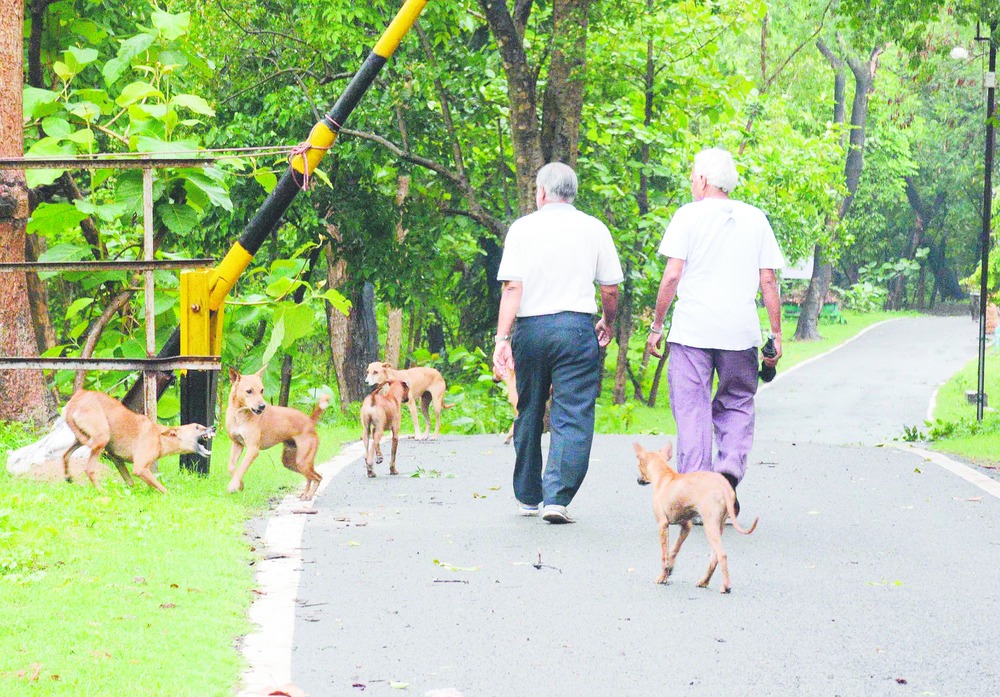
[26,203,88,237]
[278,304,314,349]
[116,81,163,108]
[66,101,101,124]
[260,316,285,368]
[319,289,352,316]
[75,199,127,223]
[184,172,232,211]
[65,297,94,319]
[104,33,156,86]
[135,136,199,155]
[41,117,72,139]
[22,87,60,122]
[157,203,198,235]
[253,168,278,193]
[37,243,89,279]
[66,129,96,147]
[170,94,215,117]
[65,47,99,68]
[53,61,74,82]
[151,10,191,41]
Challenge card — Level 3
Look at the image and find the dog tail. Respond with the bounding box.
[311,394,331,423]
[728,499,758,535]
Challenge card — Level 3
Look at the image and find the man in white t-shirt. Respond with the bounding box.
[645,148,784,515]
[493,162,624,524]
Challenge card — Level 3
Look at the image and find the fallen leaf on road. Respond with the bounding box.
[953,496,982,503]
[347,541,361,547]
[433,559,479,572]
[488,486,501,491]
[390,681,410,689]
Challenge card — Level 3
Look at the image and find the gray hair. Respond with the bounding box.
[693,148,739,193]
[536,162,578,203]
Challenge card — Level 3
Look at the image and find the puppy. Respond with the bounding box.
[61,390,215,493]
[225,367,329,500]
[634,441,758,593]
[360,380,410,477]
[365,361,448,440]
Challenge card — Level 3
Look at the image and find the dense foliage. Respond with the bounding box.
[11,0,999,425]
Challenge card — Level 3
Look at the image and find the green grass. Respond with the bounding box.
[927,348,1000,468]
[0,417,357,697]
[595,309,906,435]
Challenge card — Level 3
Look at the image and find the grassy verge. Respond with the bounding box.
[927,348,1000,468]
[595,309,907,435]
[0,416,357,697]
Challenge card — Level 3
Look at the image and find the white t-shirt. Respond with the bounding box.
[497,202,624,317]
[658,198,785,350]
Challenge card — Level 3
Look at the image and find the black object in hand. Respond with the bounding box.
[759,336,777,382]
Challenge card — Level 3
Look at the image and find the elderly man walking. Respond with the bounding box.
[493,162,624,524]
[646,148,784,513]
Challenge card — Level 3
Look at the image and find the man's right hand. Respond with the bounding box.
[493,341,514,377]
[646,331,669,359]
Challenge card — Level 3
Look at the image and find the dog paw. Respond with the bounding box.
[720,586,732,594]
[226,480,242,494]
[366,470,376,478]
[655,575,668,585]
[389,468,399,475]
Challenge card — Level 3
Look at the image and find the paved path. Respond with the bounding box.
[263,316,1000,696]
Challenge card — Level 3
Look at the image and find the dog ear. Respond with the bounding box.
[660,442,674,460]
[163,428,178,438]
[632,442,645,457]
[255,364,267,377]
[228,367,240,382]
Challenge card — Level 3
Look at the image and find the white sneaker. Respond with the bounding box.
[541,504,574,524]
[516,500,541,516]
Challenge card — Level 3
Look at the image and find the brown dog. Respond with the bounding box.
[365,361,448,440]
[634,441,758,593]
[492,367,551,445]
[360,380,410,477]
[61,390,215,493]
[225,367,329,500]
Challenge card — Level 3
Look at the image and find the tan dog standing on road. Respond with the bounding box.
[634,441,758,593]
[61,390,215,493]
[365,361,448,440]
[360,380,410,477]
[225,367,328,500]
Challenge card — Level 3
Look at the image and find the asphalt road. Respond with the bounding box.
[287,316,1000,697]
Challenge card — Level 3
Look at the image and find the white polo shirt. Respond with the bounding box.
[659,197,785,350]
[497,202,624,317]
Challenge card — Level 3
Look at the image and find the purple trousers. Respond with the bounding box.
[667,342,758,484]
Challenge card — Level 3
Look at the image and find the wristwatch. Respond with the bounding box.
[495,334,512,343]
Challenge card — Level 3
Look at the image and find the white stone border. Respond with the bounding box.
[237,441,364,697]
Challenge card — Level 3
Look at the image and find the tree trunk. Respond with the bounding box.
[0,0,53,422]
[343,282,380,402]
[277,245,321,407]
[385,175,410,367]
[324,241,351,413]
[797,42,882,341]
[540,0,591,167]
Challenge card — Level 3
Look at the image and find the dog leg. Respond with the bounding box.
[227,440,244,475]
[431,391,444,440]
[408,399,426,441]
[132,456,168,494]
[108,453,134,487]
[698,525,730,593]
[227,445,259,493]
[389,431,399,475]
[296,438,321,500]
[670,521,692,568]
[655,520,671,584]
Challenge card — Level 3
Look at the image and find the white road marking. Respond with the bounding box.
[237,441,364,696]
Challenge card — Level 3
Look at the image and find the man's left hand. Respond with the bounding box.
[595,317,613,347]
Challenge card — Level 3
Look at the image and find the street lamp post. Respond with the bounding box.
[976,22,997,422]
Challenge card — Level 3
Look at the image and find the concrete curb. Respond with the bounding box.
[237,441,364,697]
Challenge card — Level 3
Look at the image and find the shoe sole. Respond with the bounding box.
[542,512,574,524]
